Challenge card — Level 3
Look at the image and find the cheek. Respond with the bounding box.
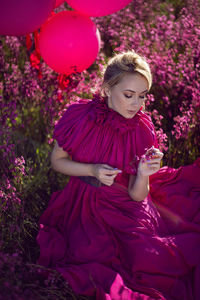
[112,92,127,110]
[120,98,128,108]
[114,94,124,107]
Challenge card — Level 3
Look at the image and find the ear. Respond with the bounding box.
[105,87,111,97]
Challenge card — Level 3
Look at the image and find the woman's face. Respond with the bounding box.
[106,73,148,119]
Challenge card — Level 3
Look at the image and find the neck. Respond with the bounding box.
[106,96,112,110]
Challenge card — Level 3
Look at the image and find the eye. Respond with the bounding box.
[124,94,132,98]
[124,93,147,99]
[139,93,147,99]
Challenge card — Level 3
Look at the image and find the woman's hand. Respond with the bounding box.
[92,164,122,186]
[137,146,164,177]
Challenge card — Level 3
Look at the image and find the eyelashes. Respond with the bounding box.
[124,94,146,99]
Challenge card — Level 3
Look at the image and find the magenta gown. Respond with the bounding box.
[36,94,200,300]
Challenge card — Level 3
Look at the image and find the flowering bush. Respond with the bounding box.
[0,0,199,298]
[0,251,89,300]
[94,0,200,166]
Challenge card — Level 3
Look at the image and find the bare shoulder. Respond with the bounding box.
[51,141,69,162]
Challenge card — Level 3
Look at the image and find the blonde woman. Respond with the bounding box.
[37,51,200,300]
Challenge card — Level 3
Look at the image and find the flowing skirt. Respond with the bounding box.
[37,159,200,300]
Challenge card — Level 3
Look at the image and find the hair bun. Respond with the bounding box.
[126,63,136,72]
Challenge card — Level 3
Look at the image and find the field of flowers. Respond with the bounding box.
[0,0,200,299]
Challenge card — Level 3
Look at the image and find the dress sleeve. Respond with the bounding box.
[52,101,90,156]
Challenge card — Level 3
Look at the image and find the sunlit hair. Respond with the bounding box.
[101,50,152,96]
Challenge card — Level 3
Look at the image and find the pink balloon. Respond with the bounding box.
[66,0,132,17]
[0,0,56,36]
[38,11,101,74]
[54,0,65,8]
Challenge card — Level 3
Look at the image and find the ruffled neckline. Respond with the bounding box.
[87,93,145,134]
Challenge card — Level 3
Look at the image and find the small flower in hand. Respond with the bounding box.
[138,146,164,177]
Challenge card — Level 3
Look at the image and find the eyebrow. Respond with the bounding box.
[123,89,148,93]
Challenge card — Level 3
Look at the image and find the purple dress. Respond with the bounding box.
[37,95,200,300]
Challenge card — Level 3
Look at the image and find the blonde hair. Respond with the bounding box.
[101,50,152,94]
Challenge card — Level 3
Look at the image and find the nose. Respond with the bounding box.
[130,96,139,107]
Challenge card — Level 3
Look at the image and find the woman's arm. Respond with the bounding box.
[50,142,121,183]
[128,147,164,202]
[128,173,149,202]
[51,141,94,177]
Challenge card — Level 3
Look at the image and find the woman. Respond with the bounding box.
[37,51,200,300]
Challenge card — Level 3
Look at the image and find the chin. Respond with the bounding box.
[125,113,136,119]
[119,111,136,119]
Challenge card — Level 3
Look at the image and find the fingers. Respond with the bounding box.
[146,147,163,158]
[104,169,121,175]
[153,152,164,159]
[104,173,117,179]
[147,163,160,169]
[102,164,115,169]
[101,173,118,184]
[102,165,122,175]
[94,164,122,186]
[100,167,121,186]
[146,160,161,173]
[144,149,163,173]
[145,149,163,162]
[146,157,162,163]
[146,158,161,166]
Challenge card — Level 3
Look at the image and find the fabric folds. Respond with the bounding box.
[37,94,200,300]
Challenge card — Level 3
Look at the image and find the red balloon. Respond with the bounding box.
[66,0,132,17]
[0,0,55,36]
[54,0,65,8]
[38,11,101,74]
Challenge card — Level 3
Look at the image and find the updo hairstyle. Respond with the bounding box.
[101,50,152,96]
